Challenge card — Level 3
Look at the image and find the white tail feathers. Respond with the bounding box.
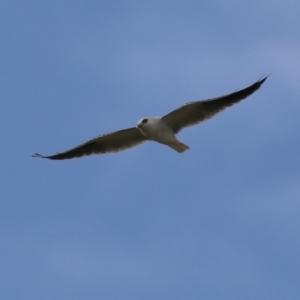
[168,140,190,153]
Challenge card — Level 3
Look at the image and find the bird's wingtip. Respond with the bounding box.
[259,73,271,83]
[32,153,46,158]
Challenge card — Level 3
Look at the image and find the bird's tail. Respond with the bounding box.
[168,140,189,153]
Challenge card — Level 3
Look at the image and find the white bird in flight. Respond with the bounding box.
[33,76,268,160]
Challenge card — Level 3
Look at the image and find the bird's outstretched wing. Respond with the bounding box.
[32,127,146,160]
[162,76,268,133]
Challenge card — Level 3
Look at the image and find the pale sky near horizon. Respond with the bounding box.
[1,1,300,299]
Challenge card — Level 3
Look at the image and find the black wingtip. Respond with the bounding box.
[32,151,78,160]
[258,74,270,84]
[32,153,47,158]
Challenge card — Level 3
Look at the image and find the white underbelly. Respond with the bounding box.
[140,121,177,145]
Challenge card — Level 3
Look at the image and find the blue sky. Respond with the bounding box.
[1,1,300,299]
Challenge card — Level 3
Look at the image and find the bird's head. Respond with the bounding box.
[137,118,149,129]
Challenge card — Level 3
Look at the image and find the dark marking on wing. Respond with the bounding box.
[162,76,268,133]
[32,127,146,160]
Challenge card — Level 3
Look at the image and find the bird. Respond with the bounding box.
[32,76,268,160]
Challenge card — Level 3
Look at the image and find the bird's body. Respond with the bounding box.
[137,117,189,153]
[33,76,268,160]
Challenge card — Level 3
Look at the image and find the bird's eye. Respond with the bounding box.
[142,118,148,124]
